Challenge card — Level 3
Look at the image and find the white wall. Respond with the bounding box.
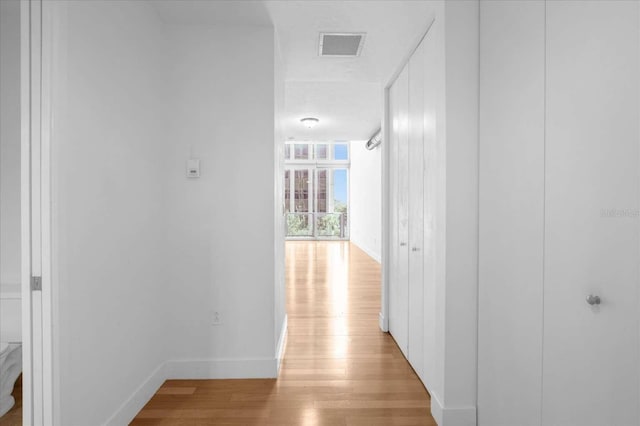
[50,2,281,424]
[438,2,479,424]
[350,140,382,262]
[0,0,21,286]
[52,2,170,424]
[478,3,545,424]
[162,22,277,363]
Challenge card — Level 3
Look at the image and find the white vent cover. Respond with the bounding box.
[319,32,366,57]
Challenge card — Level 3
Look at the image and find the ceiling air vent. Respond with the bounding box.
[319,32,366,57]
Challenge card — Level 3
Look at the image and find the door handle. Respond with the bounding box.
[412,247,420,252]
[586,294,601,306]
[400,242,407,247]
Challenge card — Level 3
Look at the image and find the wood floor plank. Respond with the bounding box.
[156,387,198,395]
[132,241,435,425]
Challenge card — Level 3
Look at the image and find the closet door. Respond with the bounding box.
[388,65,410,356]
[407,39,426,378]
[543,2,640,425]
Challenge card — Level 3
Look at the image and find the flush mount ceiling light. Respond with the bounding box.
[300,117,319,129]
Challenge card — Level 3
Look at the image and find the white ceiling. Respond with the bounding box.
[267,1,432,84]
[154,1,272,26]
[284,81,381,141]
[153,0,435,141]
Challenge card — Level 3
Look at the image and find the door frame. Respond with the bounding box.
[21,0,55,423]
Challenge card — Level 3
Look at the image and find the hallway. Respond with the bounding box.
[132,241,434,425]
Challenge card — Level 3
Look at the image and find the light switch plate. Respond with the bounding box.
[187,159,200,178]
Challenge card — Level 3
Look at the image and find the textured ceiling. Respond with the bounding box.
[284,81,382,141]
[269,1,433,141]
[153,0,435,141]
[154,0,272,26]
[267,1,433,84]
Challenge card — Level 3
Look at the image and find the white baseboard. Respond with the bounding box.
[431,393,444,425]
[276,314,288,373]
[165,358,277,379]
[350,239,381,263]
[378,311,388,332]
[430,393,477,426]
[103,362,167,426]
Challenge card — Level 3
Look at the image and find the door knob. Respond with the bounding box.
[412,247,420,252]
[400,242,407,246]
[586,294,601,306]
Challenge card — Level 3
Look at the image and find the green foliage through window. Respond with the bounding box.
[287,214,312,236]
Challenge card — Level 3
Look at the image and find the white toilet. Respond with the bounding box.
[0,284,22,417]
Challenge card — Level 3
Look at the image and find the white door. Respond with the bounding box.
[388,65,410,356]
[543,2,640,424]
[407,39,425,378]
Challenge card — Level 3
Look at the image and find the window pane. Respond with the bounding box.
[333,169,348,236]
[284,144,290,160]
[294,144,309,160]
[284,170,290,213]
[315,144,329,160]
[334,143,348,160]
[333,169,348,210]
[316,213,343,237]
[294,170,310,212]
[288,168,313,237]
[287,213,313,237]
[316,169,327,213]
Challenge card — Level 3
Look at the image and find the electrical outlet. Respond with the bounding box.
[212,311,223,326]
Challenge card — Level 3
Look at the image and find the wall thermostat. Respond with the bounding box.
[187,159,200,178]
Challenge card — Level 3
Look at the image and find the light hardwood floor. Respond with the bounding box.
[132,241,435,425]
[0,375,22,426]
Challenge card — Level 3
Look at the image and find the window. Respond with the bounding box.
[316,169,327,213]
[284,141,349,163]
[316,144,329,160]
[283,142,350,239]
[334,143,349,160]
[294,144,310,160]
